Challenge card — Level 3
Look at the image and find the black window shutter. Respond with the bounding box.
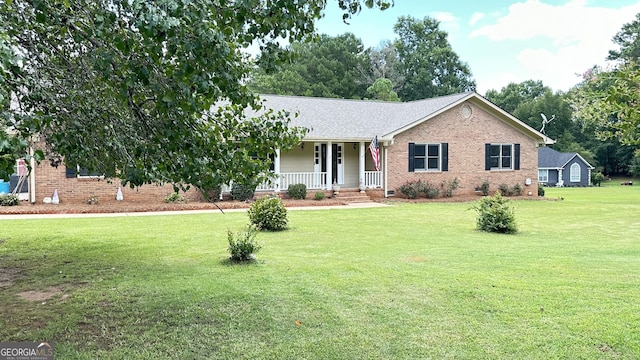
[441,143,448,171]
[484,144,491,170]
[65,166,77,178]
[514,144,520,170]
[408,143,415,172]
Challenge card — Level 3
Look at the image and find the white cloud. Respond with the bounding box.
[469,12,485,26]
[430,11,457,24]
[469,0,640,91]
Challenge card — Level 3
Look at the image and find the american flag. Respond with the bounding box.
[369,136,380,171]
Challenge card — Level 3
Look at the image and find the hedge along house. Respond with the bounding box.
[537,146,594,187]
[28,91,552,204]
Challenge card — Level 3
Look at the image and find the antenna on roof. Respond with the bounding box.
[540,113,555,135]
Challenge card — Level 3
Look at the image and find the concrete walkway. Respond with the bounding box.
[0,202,389,220]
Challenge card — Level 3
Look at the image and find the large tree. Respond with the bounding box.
[1,0,391,192]
[362,40,404,95]
[249,33,370,98]
[393,16,475,101]
[608,12,640,62]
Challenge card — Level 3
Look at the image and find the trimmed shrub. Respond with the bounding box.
[398,181,419,199]
[0,194,19,206]
[314,191,325,201]
[498,183,512,196]
[512,183,523,196]
[287,183,307,200]
[538,185,545,197]
[479,180,490,196]
[441,177,460,198]
[165,192,185,203]
[422,182,440,199]
[248,195,288,231]
[592,172,605,187]
[472,192,517,234]
[227,225,261,262]
[231,180,256,201]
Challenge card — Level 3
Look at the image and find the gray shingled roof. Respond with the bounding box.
[538,146,580,168]
[256,92,474,141]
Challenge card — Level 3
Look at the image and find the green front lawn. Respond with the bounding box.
[1,185,639,359]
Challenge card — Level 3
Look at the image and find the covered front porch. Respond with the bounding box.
[260,141,383,192]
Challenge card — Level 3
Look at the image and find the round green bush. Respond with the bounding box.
[287,183,307,200]
[231,180,256,201]
[314,191,325,201]
[472,192,517,234]
[248,195,288,231]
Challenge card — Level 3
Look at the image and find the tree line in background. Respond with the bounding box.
[249,12,640,177]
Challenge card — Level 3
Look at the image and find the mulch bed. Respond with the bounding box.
[0,194,550,215]
[0,198,348,215]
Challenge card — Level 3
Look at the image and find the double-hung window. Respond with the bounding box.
[408,143,448,172]
[538,169,549,183]
[485,143,520,170]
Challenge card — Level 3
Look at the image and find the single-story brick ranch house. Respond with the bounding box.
[18,91,553,204]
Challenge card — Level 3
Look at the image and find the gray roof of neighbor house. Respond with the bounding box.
[252,92,552,144]
[538,146,594,169]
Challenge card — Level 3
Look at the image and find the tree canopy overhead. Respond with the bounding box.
[250,33,370,98]
[0,0,392,191]
[393,16,476,101]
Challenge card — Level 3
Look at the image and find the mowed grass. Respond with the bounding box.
[1,184,639,359]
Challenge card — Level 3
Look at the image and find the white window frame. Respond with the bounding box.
[76,165,104,179]
[570,163,581,182]
[538,169,548,183]
[413,143,441,172]
[489,144,513,170]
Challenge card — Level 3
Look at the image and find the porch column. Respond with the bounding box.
[326,141,332,190]
[274,148,281,193]
[359,142,365,188]
[558,168,563,186]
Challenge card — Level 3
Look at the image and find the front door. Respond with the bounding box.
[332,143,344,185]
[313,143,326,188]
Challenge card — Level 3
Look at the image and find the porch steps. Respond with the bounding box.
[332,189,372,203]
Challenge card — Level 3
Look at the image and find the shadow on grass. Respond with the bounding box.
[219,257,264,266]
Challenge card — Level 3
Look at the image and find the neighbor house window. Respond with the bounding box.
[408,143,448,172]
[570,163,581,182]
[538,169,549,183]
[485,143,520,170]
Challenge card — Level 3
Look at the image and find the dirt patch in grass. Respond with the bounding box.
[0,267,23,288]
[17,285,71,302]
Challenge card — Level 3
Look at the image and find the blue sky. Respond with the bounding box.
[315,0,640,94]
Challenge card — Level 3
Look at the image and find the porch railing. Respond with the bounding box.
[364,171,382,188]
[220,172,329,194]
[279,172,327,190]
[221,171,383,193]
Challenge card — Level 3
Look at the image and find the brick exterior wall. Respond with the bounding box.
[385,100,540,196]
[33,160,202,205]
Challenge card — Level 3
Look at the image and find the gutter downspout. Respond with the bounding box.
[29,146,36,204]
[384,145,388,197]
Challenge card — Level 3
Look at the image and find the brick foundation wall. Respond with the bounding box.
[385,100,540,197]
